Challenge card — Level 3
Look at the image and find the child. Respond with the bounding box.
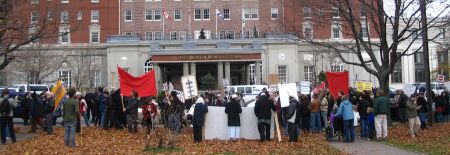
[367,107,375,140]
[352,105,360,137]
[142,99,158,135]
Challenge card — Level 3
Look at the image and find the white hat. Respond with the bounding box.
[75,92,82,97]
[231,94,238,99]
[195,97,205,104]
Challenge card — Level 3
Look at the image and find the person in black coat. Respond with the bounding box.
[225,94,242,140]
[286,96,300,143]
[192,97,208,143]
[254,93,276,142]
[357,95,370,138]
[299,94,310,132]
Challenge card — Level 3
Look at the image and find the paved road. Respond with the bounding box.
[330,138,422,155]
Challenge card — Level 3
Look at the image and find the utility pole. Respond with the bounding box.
[420,0,433,127]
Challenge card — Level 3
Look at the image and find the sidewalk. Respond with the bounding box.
[0,124,37,149]
[330,138,422,155]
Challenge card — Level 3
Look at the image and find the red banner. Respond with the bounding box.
[326,71,349,99]
[118,66,157,97]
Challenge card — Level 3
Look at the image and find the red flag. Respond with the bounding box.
[163,8,171,20]
[117,66,157,97]
[326,71,349,100]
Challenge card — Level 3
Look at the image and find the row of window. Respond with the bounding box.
[31,0,98,4]
[274,64,344,83]
[60,29,99,43]
[124,8,279,21]
[58,70,102,88]
[31,10,100,23]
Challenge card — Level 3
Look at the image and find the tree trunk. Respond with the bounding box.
[378,74,393,126]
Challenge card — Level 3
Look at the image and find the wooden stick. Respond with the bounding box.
[121,94,125,110]
[274,112,282,142]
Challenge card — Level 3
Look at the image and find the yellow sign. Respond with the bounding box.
[356,81,373,92]
[51,80,67,112]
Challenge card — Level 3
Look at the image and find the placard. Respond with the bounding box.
[403,84,416,97]
[181,75,198,99]
[299,81,311,95]
[356,81,373,92]
[278,83,299,108]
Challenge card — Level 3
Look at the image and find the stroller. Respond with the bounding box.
[326,113,343,141]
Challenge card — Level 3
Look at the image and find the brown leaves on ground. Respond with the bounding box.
[0,126,342,155]
[388,122,450,154]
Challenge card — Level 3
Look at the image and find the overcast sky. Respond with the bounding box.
[383,0,449,18]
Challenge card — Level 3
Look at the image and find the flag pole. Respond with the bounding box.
[215,8,218,39]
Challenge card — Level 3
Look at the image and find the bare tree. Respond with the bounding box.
[70,45,101,91]
[13,44,64,84]
[283,0,449,94]
[0,0,79,70]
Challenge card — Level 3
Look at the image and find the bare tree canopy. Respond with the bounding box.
[0,0,78,70]
[283,0,449,93]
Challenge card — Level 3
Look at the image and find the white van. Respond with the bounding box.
[225,85,268,106]
[13,84,50,94]
[413,82,446,95]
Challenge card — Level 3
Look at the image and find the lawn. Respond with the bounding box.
[0,126,342,155]
[385,122,450,155]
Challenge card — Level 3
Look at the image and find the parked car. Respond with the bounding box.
[12,84,50,94]
[413,82,446,95]
[0,88,28,122]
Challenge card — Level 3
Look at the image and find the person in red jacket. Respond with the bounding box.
[142,98,157,134]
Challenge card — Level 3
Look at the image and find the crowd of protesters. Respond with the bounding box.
[1,83,450,147]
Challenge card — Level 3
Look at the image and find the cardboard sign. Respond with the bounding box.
[299,81,311,95]
[355,81,373,92]
[403,84,416,97]
[278,83,299,108]
[181,75,198,99]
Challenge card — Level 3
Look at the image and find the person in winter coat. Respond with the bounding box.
[435,92,446,122]
[299,94,311,132]
[309,94,321,133]
[397,90,408,123]
[21,92,32,126]
[63,89,79,148]
[406,94,421,138]
[124,91,139,133]
[417,88,428,129]
[44,92,55,135]
[336,95,355,143]
[374,89,390,141]
[320,92,328,130]
[30,93,44,133]
[0,89,18,144]
[225,94,242,140]
[254,93,276,142]
[192,97,208,143]
[77,92,90,127]
[286,96,300,143]
[142,99,158,134]
[97,88,106,128]
[357,95,370,138]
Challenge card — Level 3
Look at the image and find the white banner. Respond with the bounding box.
[181,75,198,99]
[278,83,299,108]
[403,84,416,97]
[204,106,274,140]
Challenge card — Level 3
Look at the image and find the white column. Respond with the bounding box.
[190,62,196,76]
[183,62,189,76]
[225,62,231,85]
[246,64,251,85]
[255,61,261,85]
[154,63,161,91]
[217,62,224,88]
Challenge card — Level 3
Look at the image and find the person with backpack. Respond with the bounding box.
[286,95,300,143]
[44,92,55,135]
[0,88,18,144]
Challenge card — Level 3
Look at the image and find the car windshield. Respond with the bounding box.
[29,86,48,91]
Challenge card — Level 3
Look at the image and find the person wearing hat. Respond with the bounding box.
[254,92,276,142]
[406,94,421,138]
[225,94,242,141]
[286,95,300,143]
[417,88,428,129]
[44,92,55,135]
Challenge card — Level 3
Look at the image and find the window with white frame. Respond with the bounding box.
[332,7,340,18]
[144,59,153,73]
[59,25,70,43]
[61,0,69,3]
[251,8,258,20]
[303,6,311,18]
[91,10,99,23]
[77,11,82,20]
[179,31,186,40]
[170,31,178,40]
[203,9,210,20]
[47,11,53,21]
[304,65,314,82]
[31,0,39,4]
[219,30,226,39]
[145,10,153,21]
[90,70,101,88]
[194,9,201,20]
[332,24,340,39]
[223,9,230,20]
[124,32,133,35]
[61,10,69,23]
[59,70,72,88]
[145,32,153,40]
[90,31,99,43]
[154,31,162,40]
[194,30,210,39]
[124,0,132,2]
[249,64,263,85]
[271,8,278,20]
[91,0,99,3]
[243,9,250,20]
[439,28,445,39]
[31,11,39,23]
[125,10,132,21]
[227,30,235,39]
[304,26,312,39]
[154,9,161,20]
[361,26,368,38]
[278,65,287,83]
[174,9,181,21]
[331,63,344,72]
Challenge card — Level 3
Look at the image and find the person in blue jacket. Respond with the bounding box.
[336,95,355,143]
